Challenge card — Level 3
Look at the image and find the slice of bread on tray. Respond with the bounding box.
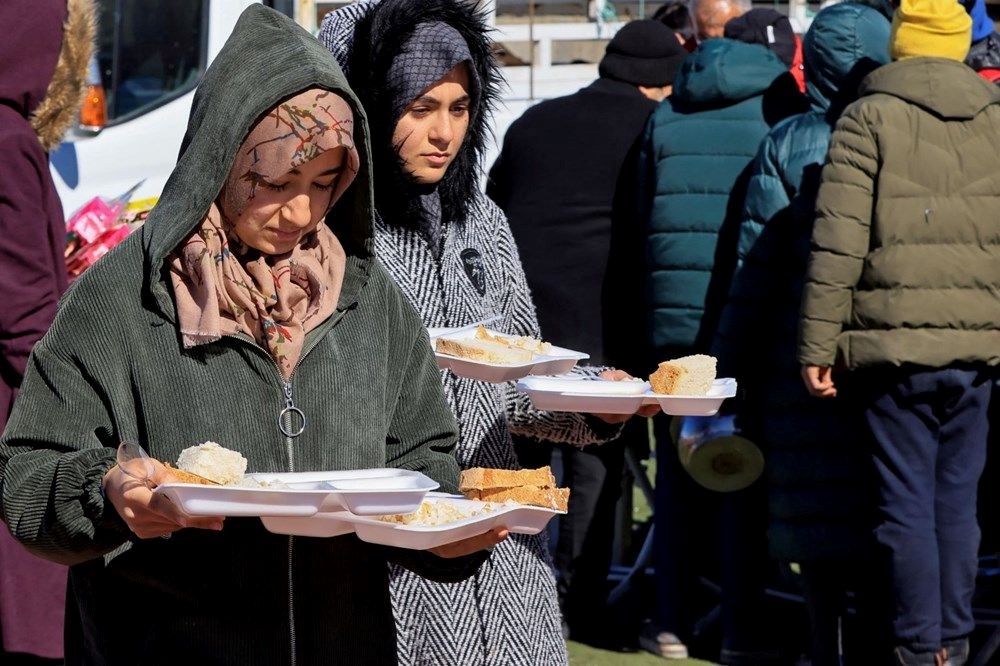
[460,466,556,489]
[459,465,568,511]
[435,337,534,364]
[434,325,551,365]
[649,354,717,395]
[465,486,570,512]
[474,326,552,355]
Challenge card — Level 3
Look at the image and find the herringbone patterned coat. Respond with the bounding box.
[321,3,613,663]
[374,195,612,665]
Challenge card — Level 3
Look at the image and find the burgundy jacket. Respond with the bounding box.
[0,0,70,659]
[0,2,69,427]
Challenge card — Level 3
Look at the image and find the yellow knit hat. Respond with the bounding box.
[890,0,972,61]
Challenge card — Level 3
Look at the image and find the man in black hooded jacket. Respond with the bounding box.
[487,18,688,649]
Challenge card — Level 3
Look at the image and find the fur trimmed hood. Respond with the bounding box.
[32,0,96,151]
[0,0,95,152]
[320,0,502,227]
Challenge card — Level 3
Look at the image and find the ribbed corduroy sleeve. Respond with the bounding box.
[383,325,487,581]
[798,107,877,367]
[0,336,129,566]
[384,326,462,491]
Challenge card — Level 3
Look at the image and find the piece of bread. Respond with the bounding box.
[175,441,248,486]
[465,486,570,512]
[460,466,557,491]
[435,337,534,364]
[163,463,220,486]
[649,354,717,395]
[474,326,552,355]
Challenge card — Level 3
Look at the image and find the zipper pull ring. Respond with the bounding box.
[278,382,306,438]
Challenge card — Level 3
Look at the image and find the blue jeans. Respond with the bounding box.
[861,366,993,654]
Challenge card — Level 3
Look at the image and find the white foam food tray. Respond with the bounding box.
[154,468,438,518]
[260,494,564,549]
[429,327,590,383]
[517,376,738,416]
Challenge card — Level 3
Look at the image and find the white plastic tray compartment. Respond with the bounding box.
[155,476,333,518]
[260,495,564,549]
[517,377,738,416]
[519,376,648,395]
[322,469,439,515]
[155,468,438,518]
[432,327,589,383]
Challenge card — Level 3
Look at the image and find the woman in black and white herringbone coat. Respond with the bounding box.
[320,1,632,664]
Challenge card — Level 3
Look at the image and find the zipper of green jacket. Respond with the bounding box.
[223,304,352,666]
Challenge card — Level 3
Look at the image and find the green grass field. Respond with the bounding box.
[567,640,718,665]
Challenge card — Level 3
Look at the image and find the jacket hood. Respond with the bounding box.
[0,1,65,119]
[141,4,375,319]
[672,39,789,106]
[319,0,502,226]
[0,0,95,151]
[859,56,1000,118]
[803,3,891,115]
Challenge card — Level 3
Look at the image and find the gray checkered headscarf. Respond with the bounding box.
[387,21,480,124]
[386,21,481,256]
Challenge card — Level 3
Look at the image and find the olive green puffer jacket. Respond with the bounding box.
[798,57,1000,369]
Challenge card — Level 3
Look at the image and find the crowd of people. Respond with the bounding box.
[0,0,997,665]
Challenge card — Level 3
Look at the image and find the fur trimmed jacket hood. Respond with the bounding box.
[319,0,502,228]
[0,0,95,152]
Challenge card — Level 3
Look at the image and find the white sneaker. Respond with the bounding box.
[639,621,689,660]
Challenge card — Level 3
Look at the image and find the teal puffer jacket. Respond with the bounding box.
[639,39,804,359]
[712,3,890,561]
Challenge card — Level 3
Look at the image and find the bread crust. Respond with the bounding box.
[163,463,221,485]
[649,363,686,394]
[465,486,570,512]
[649,354,717,395]
[460,466,556,490]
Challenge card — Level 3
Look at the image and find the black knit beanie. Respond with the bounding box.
[599,19,689,86]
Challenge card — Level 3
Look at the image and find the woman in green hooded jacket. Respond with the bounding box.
[0,6,496,665]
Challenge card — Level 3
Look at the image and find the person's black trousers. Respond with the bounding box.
[513,426,631,638]
[651,415,774,660]
[861,365,993,655]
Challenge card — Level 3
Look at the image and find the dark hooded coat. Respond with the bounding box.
[711,3,890,561]
[320,2,617,664]
[486,77,656,372]
[0,0,94,658]
[0,7,481,665]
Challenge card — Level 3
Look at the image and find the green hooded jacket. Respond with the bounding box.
[799,57,1000,369]
[0,6,478,665]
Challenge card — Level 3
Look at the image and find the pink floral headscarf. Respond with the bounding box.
[169,89,360,378]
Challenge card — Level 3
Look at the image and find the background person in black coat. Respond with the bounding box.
[487,18,688,652]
